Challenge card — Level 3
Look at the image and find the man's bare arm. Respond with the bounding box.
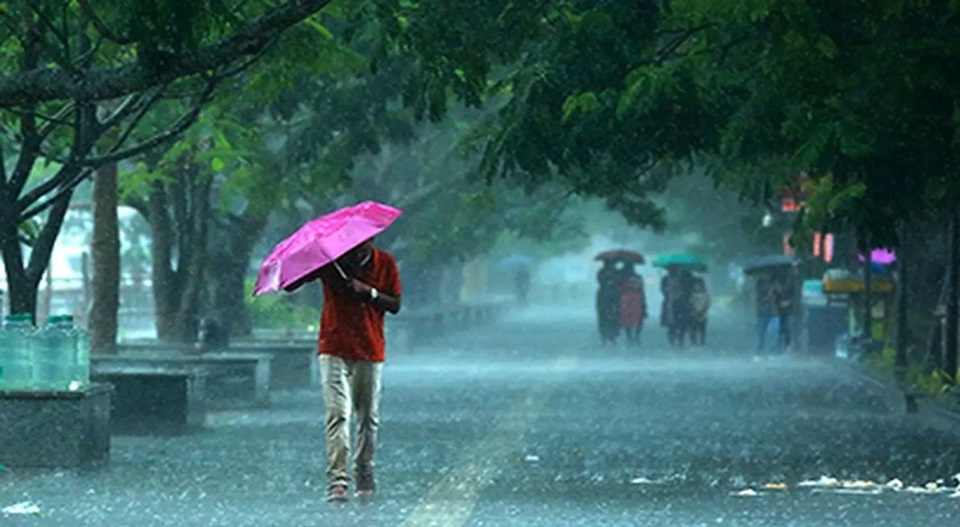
[349,279,401,314]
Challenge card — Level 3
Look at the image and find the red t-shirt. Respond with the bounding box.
[318,247,401,362]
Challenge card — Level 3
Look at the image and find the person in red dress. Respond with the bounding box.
[618,262,647,346]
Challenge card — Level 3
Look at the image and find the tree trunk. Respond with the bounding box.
[171,190,209,343]
[89,163,120,354]
[1,200,32,317]
[144,161,216,344]
[0,192,72,323]
[945,212,959,379]
[147,182,180,340]
[170,170,211,343]
[207,214,269,338]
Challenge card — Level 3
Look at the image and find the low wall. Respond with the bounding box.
[0,384,113,468]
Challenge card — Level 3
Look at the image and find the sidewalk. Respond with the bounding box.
[829,355,960,433]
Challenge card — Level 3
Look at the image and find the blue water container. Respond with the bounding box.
[66,316,90,389]
[0,314,35,390]
[32,315,74,391]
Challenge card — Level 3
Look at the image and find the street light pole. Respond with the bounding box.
[945,212,959,381]
[894,225,908,384]
[862,236,873,343]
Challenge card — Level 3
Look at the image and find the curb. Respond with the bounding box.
[823,356,960,432]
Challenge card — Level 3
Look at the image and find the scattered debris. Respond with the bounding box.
[840,480,878,490]
[792,475,960,498]
[2,502,40,516]
[798,476,840,488]
[761,482,788,491]
[629,477,667,485]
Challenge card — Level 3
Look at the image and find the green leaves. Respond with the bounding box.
[561,92,600,122]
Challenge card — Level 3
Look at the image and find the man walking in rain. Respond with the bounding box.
[285,238,402,502]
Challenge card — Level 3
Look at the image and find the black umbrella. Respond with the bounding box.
[743,254,797,275]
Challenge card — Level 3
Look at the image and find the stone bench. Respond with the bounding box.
[198,352,272,408]
[93,352,272,410]
[122,340,308,391]
[216,342,318,390]
[0,384,113,468]
[91,367,205,436]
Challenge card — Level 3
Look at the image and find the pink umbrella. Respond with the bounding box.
[253,201,403,296]
[858,248,896,265]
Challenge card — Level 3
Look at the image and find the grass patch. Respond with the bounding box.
[864,347,956,396]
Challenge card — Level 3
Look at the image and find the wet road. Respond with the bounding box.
[2,306,959,526]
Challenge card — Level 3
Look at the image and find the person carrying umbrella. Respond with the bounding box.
[618,262,648,346]
[596,259,622,345]
[255,202,403,502]
[653,254,706,348]
[661,266,695,347]
[594,249,645,345]
[754,272,782,358]
[689,276,711,346]
[286,239,401,502]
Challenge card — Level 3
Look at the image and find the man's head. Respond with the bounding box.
[344,238,375,266]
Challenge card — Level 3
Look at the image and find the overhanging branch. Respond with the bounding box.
[84,80,217,166]
[0,0,334,106]
[19,166,91,221]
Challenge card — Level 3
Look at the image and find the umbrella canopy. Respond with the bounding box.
[594,249,645,264]
[743,254,797,275]
[652,253,707,272]
[253,201,403,296]
[858,248,896,265]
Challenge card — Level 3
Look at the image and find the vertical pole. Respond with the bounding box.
[945,213,959,380]
[894,225,908,384]
[862,238,873,342]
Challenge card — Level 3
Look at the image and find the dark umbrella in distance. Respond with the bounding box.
[595,249,645,264]
[743,254,797,275]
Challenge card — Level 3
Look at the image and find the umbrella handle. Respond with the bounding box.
[333,261,350,280]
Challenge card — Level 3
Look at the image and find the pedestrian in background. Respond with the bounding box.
[596,260,622,345]
[689,277,711,346]
[618,262,647,346]
[755,273,782,358]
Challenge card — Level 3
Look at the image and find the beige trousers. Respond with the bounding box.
[319,355,382,488]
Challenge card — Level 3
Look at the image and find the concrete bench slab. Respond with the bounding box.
[0,383,113,468]
[91,368,205,436]
[93,352,272,410]
[217,344,317,390]
[119,341,312,391]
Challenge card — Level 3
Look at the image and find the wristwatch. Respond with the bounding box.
[369,288,379,301]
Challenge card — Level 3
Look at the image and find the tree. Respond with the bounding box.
[0,0,337,319]
[369,0,960,371]
[119,17,414,341]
